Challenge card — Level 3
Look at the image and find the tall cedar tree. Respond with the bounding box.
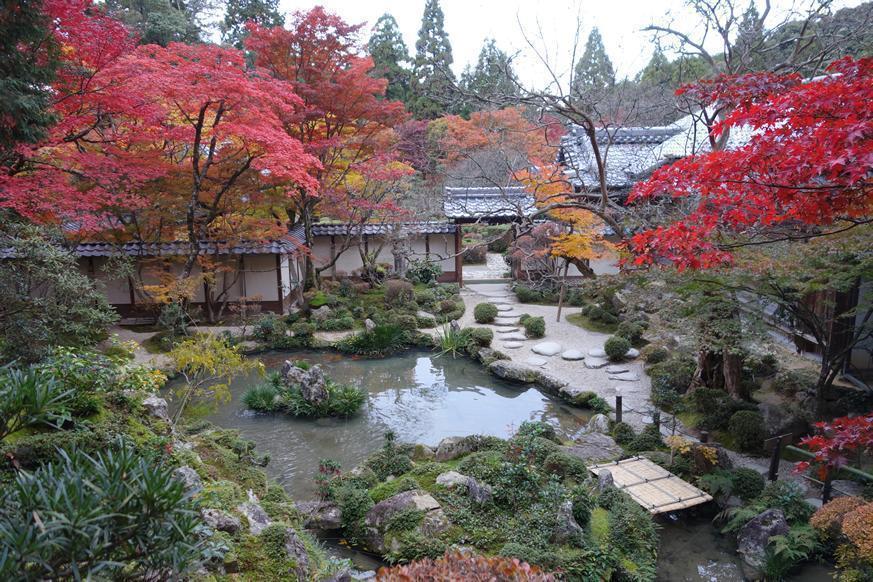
[245,7,410,287]
[0,0,58,168]
[459,38,519,113]
[412,0,455,119]
[573,28,615,97]
[368,13,411,103]
[0,0,319,313]
[222,0,283,49]
[104,0,200,46]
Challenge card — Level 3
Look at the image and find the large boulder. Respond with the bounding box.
[299,365,328,405]
[311,305,333,322]
[281,361,307,385]
[435,435,489,461]
[597,469,614,492]
[737,509,789,579]
[532,341,562,356]
[364,490,449,554]
[295,501,343,530]
[201,508,241,534]
[586,414,610,434]
[435,471,492,505]
[364,318,376,333]
[488,360,539,383]
[757,402,809,438]
[172,466,202,493]
[142,395,170,422]
[552,500,584,543]
[562,433,623,463]
[436,471,469,488]
[282,527,311,580]
[237,491,272,535]
[691,443,734,474]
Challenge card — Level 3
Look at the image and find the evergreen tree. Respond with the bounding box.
[459,38,519,113]
[412,0,455,119]
[0,0,57,168]
[105,0,200,46]
[223,0,284,50]
[734,3,766,72]
[368,13,411,103]
[572,28,615,97]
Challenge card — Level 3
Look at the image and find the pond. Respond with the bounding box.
[189,350,592,498]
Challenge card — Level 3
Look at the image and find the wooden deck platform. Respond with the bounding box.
[589,456,713,515]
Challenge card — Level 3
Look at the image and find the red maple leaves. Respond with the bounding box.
[795,414,873,480]
[627,57,873,269]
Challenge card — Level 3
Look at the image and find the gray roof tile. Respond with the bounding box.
[443,186,535,219]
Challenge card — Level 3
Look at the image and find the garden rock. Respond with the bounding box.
[536,371,568,392]
[435,436,487,461]
[757,402,809,438]
[552,500,584,544]
[201,508,241,534]
[283,527,311,580]
[412,444,435,461]
[237,492,272,535]
[563,435,623,463]
[311,305,333,322]
[450,320,461,333]
[364,490,448,554]
[488,360,539,383]
[584,357,609,369]
[691,444,734,474]
[142,395,170,422]
[295,501,343,530]
[532,341,562,356]
[597,469,615,492]
[364,318,376,333]
[327,569,377,582]
[502,341,524,349]
[467,478,493,505]
[605,365,629,374]
[299,365,328,405]
[436,471,469,488]
[496,327,520,333]
[500,332,527,341]
[281,361,307,385]
[586,414,610,434]
[496,305,513,312]
[608,371,640,382]
[626,348,640,359]
[173,466,202,493]
[561,350,585,361]
[737,509,789,579]
[526,356,548,367]
[588,348,606,358]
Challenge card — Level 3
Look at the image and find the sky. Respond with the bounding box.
[278,0,864,90]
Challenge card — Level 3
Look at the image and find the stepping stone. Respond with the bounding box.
[503,341,524,349]
[584,357,608,369]
[561,350,585,361]
[494,321,518,327]
[496,305,513,312]
[496,327,520,333]
[531,341,562,356]
[588,348,606,358]
[501,333,527,341]
[526,356,548,367]
[605,365,630,374]
[608,372,640,382]
[626,348,640,359]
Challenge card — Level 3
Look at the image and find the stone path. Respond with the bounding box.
[463,252,510,281]
[458,282,655,430]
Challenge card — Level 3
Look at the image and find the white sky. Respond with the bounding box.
[278,0,864,90]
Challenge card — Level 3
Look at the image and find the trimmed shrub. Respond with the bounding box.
[474,302,498,324]
[336,324,410,358]
[385,280,414,306]
[626,431,664,453]
[728,410,766,452]
[615,321,644,345]
[318,316,355,331]
[587,305,618,325]
[604,336,631,361]
[406,259,442,285]
[438,299,457,314]
[416,315,436,329]
[468,327,493,347]
[731,468,766,501]
[689,388,729,413]
[569,391,612,414]
[648,356,696,394]
[521,316,545,339]
[414,289,436,309]
[699,397,759,432]
[772,368,818,395]
[514,284,544,304]
[391,314,419,332]
[543,451,587,481]
[516,420,558,442]
[640,344,669,365]
[611,422,636,446]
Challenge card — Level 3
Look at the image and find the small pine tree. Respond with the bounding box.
[572,28,615,97]
[412,0,456,118]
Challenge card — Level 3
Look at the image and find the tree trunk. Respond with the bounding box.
[722,350,744,399]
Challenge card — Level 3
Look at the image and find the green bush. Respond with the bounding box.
[569,391,612,414]
[513,284,545,304]
[337,324,410,358]
[242,384,280,412]
[457,451,504,483]
[728,410,766,452]
[772,368,818,395]
[290,321,316,338]
[252,314,288,345]
[731,468,766,501]
[468,327,494,347]
[648,356,696,394]
[521,316,545,339]
[406,259,442,285]
[0,442,209,579]
[416,315,437,329]
[487,236,509,253]
[318,316,355,331]
[611,422,636,446]
[516,420,558,442]
[543,451,588,481]
[689,388,729,414]
[462,244,487,264]
[391,314,419,332]
[438,299,457,314]
[587,305,618,325]
[385,280,414,306]
[308,291,338,308]
[604,336,631,361]
[414,289,437,309]
[570,485,594,527]
[0,368,73,440]
[699,397,759,431]
[640,344,669,365]
[245,372,366,418]
[615,321,644,345]
[474,302,499,324]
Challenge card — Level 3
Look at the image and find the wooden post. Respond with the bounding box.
[700,430,709,444]
[454,225,463,287]
[615,393,623,424]
[556,259,570,322]
[768,435,784,482]
[822,476,833,504]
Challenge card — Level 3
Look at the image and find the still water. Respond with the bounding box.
[194,350,591,498]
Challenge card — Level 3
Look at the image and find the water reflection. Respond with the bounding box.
[188,350,590,498]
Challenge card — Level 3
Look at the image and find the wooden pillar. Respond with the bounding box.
[768,436,784,482]
[454,225,463,287]
[330,235,337,277]
[425,234,430,258]
[274,254,284,314]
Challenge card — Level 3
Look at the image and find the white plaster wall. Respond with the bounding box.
[243,254,279,301]
[85,257,131,304]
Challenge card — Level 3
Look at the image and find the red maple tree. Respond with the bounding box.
[796,414,873,480]
[627,57,873,269]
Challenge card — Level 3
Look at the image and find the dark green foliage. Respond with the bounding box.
[722,481,814,534]
[462,243,487,264]
[699,397,759,431]
[625,430,664,454]
[0,228,117,362]
[690,388,729,413]
[648,355,696,393]
[569,391,612,414]
[243,372,365,418]
[414,288,437,308]
[521,315,545,339]
[457,451,504,483]
[584,305,619,325]
[106,0,201,46]
[611,422,636,446]
[570,485,594,526]
[0,442,210,579]
[337,324,411,358]
[365,434,414,481]
[317,315,355,331]
[474,302,498,323]
[222,0,284,49]
[615,321,644,345]
[543,451,588,481]
[290,321,316,338]
[370,476,418,503]
[572,28,615,97]
[516,420,559,442]
[385,280,414,306]
[772,368,818,395]
[405,259,442,285]
[640,344,669,365]
[728,410,766,452]
[732,468,766,501]
[411,0,455,118]
[333,481,374,540]
[389,314,418,332]
[242,384,280,412]
[604,336,631,361]
[514,284,553,304]
[458,38,519,113]
[368,13,412,102]
[0,368,73,440]
[467,327,493,347]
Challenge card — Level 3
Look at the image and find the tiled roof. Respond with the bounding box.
[1,239,303,259]
[443,186,535,219]
[311,221,456,236]
[658,112,755,159]
[560,125,681,190]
